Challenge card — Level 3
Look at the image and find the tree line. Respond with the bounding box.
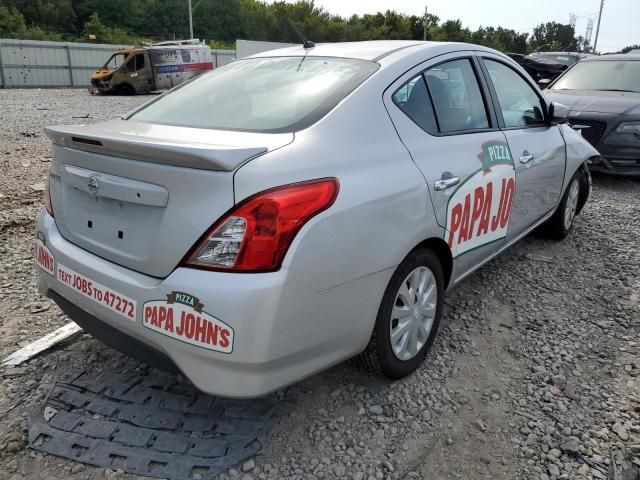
[0,0,628,54]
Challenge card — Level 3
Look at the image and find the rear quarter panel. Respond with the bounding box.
[233,74,446,294]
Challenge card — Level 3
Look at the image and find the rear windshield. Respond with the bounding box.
[550,60,640,93]
[129,56,379,133]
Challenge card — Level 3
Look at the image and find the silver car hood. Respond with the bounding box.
[45,119,294,171]
[545,89,640,116]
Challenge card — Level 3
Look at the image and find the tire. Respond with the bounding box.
[544,170,583,240]
[118,83,136,96]
[356,248,444,379]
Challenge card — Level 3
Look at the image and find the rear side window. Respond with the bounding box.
[393,58,490,135]
[392,75,438,133]
[425,59,489,133]
[484,59,545,127]
[130,56,379,133]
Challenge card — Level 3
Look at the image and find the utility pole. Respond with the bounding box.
[593,0,604,52]
[423,5,428,41]
[188,0,194,39]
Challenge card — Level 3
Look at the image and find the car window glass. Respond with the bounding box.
[104,54,126,70]
[424,59,489,133]
[135,54,145,71]
[123,56,135,73]
[550,60,640,92]
[484,59,545,128]
[392,75,438,133]
[130,56,379,133]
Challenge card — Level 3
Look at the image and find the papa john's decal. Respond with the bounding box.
[143,291,234,354]
[34,234,55,276]
[446,141,516,257]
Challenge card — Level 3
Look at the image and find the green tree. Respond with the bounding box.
[0,4,62,40]
[81,12,137,44]
[196,0,244,43]
[407,13,440,41]
[471,26,529,53]
[437,19,471,43]
[529,22,580,51]
[72,0,132,33]
[1,0,591,52]
[0,4,27,37]
[355,11,413,40]
[239,0,276,41]
[6,0,77,37]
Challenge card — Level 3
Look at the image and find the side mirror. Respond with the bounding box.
[548,101,569,124]
[538,78,552,89]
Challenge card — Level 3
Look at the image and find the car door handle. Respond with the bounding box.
[519,152,534,164]
[434,177,460,191]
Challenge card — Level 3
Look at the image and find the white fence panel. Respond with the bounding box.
[0,39,235,88]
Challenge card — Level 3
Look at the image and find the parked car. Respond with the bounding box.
[507,52,590,87]
[90,40,213,95]
[545,54,640,176]
[36,41,598,397]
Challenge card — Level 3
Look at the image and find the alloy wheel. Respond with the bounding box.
[564,178,580,231]
[389,266,437,361]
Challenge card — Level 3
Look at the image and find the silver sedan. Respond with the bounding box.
[35,41,599,397]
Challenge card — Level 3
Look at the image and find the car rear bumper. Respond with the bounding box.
[36,210,389,398]
[50,290,181,373]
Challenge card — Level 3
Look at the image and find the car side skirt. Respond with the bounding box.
[452,207,555,285]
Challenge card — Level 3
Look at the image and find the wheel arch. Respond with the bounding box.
[411,237,453,289]
[576,159,593,216]
[118,82,136,95]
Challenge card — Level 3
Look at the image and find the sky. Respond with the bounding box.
[274,0,639,53]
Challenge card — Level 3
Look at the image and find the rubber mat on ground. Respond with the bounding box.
[28,369,292,479]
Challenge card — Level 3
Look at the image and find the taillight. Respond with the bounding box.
[44,169,54,217]
[184,178,339,272]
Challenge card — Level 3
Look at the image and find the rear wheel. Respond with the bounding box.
[357,249,444,379]
[118,83,136,96]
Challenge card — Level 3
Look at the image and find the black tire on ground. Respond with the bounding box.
[356,248,444,379]
[543,169,584,240]
[118,83,136,96]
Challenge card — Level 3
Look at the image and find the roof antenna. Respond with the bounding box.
[286,18,315,49]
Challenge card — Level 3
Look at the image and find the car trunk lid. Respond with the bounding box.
[45,120,293,278]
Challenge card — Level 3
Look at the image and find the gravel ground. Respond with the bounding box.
[0,89,639,480]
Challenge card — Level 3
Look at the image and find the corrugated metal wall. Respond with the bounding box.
[211,49,235,68]
[235,39,294,59]
[0,39,236,88]
[0,39,131,88]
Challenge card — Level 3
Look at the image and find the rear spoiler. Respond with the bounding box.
[45,124,270,172]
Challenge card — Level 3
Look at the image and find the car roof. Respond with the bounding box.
[248,40,442,61]
[581,54,640,61]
